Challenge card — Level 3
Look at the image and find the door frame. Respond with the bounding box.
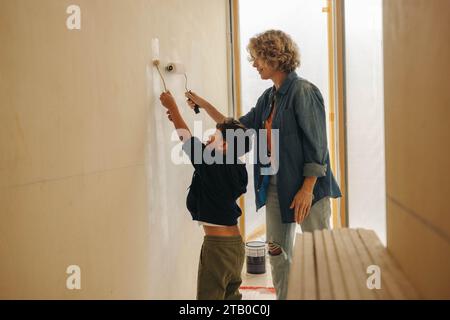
[227,0,349,238]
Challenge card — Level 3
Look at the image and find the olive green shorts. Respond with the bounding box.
[197,235,245,300]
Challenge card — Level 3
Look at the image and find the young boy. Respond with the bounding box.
[159,91,250,300]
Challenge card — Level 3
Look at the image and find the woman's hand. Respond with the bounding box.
[185,91,208,110]
[160,91,177,110]
[290,188,314,224]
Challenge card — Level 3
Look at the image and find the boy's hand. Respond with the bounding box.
[160,91,177,110]
[159,91,192,141]
[185,91,208,110]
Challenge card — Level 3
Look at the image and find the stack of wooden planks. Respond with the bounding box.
[287,228,419,300]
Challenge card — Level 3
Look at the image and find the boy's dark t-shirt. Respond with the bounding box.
[182,136,248,226]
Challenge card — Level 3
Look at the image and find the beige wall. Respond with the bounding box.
[384,0,450,299]
[0,0,230,299]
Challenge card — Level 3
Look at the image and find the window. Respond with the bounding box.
[344,0,386,244]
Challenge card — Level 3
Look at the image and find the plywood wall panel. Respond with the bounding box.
[0,165,149,299]
[387,200,450,299]
[0,0,229,299]
[384,0,450,299]
[384,0,450,235]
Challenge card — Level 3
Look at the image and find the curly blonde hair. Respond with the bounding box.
[247,30,300,73]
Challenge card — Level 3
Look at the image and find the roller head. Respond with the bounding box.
[165,62,186,74]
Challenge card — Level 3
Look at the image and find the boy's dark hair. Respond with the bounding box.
[216,118,252,159]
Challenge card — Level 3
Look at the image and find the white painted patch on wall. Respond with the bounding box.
[147,38,170,244]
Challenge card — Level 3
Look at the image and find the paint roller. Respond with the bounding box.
[165,62,200,114]
[152,60,200,114]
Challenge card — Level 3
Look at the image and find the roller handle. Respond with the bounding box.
[187,99,200,114]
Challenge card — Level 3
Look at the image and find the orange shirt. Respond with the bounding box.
[265,100,276,153]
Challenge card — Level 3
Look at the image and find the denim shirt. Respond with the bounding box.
[239,71,342,223]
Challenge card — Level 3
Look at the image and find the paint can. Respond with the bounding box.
[245,241,266,274]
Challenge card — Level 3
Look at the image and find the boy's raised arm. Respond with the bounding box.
[160,91,192,142]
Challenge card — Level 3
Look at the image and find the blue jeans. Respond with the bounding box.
[266,175,331,300]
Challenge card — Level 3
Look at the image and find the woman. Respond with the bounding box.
[185,30,341,300]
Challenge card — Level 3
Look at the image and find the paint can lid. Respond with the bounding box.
[245,241,266,248]
[245,241,267,257]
